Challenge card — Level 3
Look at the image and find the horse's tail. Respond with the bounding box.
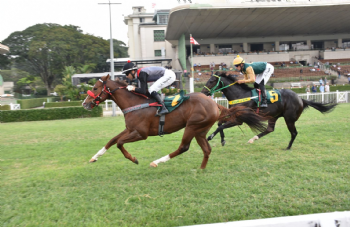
[219,105,269,133]
[302,99,337,114]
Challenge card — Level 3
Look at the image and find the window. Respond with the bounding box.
[158,15,168,24]
[154,50,162,56]
[140,18,144,23]
[154,30,165,42]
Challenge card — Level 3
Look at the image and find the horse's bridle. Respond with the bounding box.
[203,74,237,95]
[87,79,125,106]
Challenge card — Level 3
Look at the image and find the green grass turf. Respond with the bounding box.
[1,104,349,226]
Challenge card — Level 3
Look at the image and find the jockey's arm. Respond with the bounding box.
[134,72,148,95]
[239,66,256,83]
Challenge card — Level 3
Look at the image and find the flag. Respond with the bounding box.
[190,37,200,45]
[152,3,156,8]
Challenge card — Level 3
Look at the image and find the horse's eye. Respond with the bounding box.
[93,88,97,91]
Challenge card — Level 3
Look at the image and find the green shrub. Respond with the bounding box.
[44,101,82,108]
[17,98,47,109]
[0,106,102,123]
[0,105,11,110]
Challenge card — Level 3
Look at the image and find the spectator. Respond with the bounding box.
[325,82,330,92]
[324,77,327,85]
[305,85,310,93]
[311,84,317,93]
[319,77,324,85]
[348,76,350,84]
[338,70,341,79]
[319,83,325,93]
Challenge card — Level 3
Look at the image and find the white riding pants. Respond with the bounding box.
[255,63,274,85]
[149,69,176,93]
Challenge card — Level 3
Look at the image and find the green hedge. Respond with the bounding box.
[0,106,102,123]
[17,98,47,109]
[44,101,82,108]
[0,105,11,110]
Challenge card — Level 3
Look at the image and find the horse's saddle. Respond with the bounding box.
[251,89,282,105]
[158,90,190,113]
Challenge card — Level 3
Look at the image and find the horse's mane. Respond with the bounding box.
[114,78,129,86]
[217,72,253,92]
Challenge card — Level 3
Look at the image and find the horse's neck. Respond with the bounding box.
[222,79,251,99]
[110,85,147,110]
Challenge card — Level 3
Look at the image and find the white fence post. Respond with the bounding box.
[336,90,339,103]
[105,101,108,110]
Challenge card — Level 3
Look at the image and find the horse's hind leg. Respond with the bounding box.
[248,118,277,144]
[195,134,212,169]
[284,120,298,150]
[150,127,195,168]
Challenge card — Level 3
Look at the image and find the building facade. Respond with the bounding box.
[124,1,350,71]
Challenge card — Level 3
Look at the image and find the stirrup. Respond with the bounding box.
[155,106,169,116]
[260,101,268,107]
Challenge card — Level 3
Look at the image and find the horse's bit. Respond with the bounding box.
[203,75,237,95]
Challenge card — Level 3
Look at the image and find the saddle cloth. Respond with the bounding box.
[158,90,190,113]
[251,89,282,105]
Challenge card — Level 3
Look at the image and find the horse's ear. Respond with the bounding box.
[101,74,110,81]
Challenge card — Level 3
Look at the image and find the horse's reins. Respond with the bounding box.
[203,75,237,95]
[87,79,125,106]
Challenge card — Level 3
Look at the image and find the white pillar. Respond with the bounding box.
[210,44,215,53]
[338,38,343,48]
[307,40,312,49]
[243,42,248,52]
[275,41,280,51]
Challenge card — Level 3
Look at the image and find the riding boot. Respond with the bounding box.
[150,91,169,115]
[260,88,268,107]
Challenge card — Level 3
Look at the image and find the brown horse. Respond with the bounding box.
[82,75,267,169]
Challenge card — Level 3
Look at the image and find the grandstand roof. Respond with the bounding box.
[166,1,350,41]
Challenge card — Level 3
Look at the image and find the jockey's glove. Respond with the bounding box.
[127,85,135,91]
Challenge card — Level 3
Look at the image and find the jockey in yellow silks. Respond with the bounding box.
[233,55,274,107]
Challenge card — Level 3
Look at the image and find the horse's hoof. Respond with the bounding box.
[150,162,158,168]
[221,140,226,146]
[207,134,213,141]
[248,136,259,144]
[134,158,139,164]
[89,158,97,163]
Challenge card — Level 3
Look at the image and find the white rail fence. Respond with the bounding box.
[214,90,350,109]
[102,91,350,113]
[188,211,350,227]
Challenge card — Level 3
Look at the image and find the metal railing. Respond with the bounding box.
[102,91,349,115]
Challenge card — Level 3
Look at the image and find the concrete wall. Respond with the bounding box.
[321,49,350,60]
[190,52,290,68]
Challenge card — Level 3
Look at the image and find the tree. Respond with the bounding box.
[112,39,128,58]
[54,84,67,101]
[2,24,111,95]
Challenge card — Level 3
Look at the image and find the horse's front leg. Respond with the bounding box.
[207,122,224,141]
[89,129,145,164]
[89,129,129,162]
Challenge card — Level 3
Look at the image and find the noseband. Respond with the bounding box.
[204,75,237,95]
[87,79,125,106]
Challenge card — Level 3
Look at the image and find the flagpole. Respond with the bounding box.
[189,34,194,93]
